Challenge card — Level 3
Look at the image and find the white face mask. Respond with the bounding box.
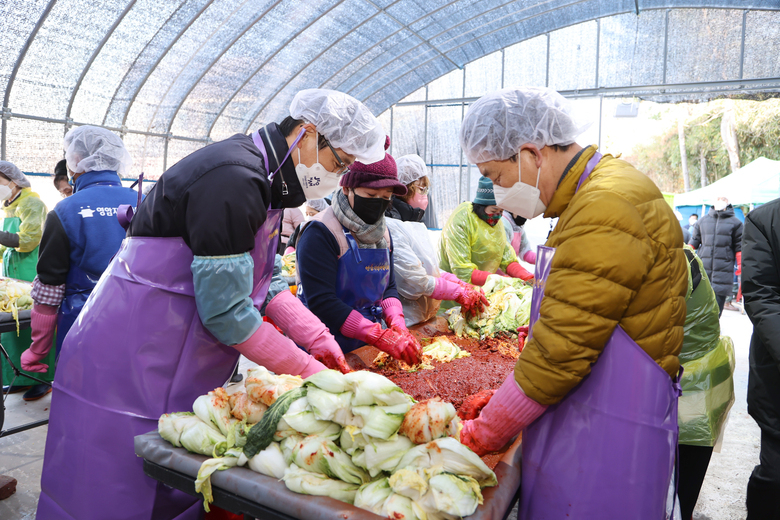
[295,144,341,200]
[0,184,13,201]
[714,199,728,211]
[493,159,546,220]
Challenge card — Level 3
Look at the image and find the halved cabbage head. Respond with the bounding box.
[179,421,227,456]
[245,366,303,406]
[192,387,234,436]
[416,474,483,518]
[282,464,360,504]
[399,397,458,444]
[397,437,497,488]
[247,441,287,479]
[158,412,204,447]
[292,435,370,485]
[228,391,267,423]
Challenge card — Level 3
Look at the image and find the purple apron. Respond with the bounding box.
[37,164,284,518]
[520,153,680,519]
[299,229,390,353]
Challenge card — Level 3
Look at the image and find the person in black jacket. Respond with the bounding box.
[742,197,780,520]
[690,196,743,316]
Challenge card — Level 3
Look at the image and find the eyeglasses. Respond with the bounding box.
[412,182,429,195]
[323,138,348,174]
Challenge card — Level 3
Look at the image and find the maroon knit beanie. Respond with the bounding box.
[339,136,407,196]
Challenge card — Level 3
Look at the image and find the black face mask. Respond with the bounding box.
[352,192,391,225]
[512,214,527,227]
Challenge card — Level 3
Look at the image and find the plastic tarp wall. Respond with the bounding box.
[2,1,780,221]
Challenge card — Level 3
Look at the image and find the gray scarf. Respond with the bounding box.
[332,190,387,249]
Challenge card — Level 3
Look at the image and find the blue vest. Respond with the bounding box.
[53,171,138,352]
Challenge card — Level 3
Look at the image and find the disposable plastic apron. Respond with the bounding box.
[302,228,390,354]
[520,153,681,519]
[37,218,281,519]
[0,215,55,386]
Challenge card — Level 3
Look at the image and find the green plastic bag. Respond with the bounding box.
[678,247,736,446]
[678,336,736,446]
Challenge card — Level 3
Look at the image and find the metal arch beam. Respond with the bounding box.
[239,2,393,135]
[319,0,463,92]
[365,0,461,70]
[165,0,284,137]
[1,0,58,160]
[389,77,780,105]
[349,0,597,101]
[66,0,138,124]
[328,0,516,93]
[102,0,191,126]
[205,0,347,140]
[361,1,780,103]
[143,0,253,135]
[119,0,215,131]
[338,0,572,97]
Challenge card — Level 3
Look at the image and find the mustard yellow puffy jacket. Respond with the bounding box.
[515,146,688,405]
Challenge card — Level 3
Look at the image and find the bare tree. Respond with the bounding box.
[720,99,740,173]
[678,116,690,192]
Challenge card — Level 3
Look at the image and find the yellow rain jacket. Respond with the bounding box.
[1,188,47,254]
[516,146,688,405]
[439,201,518,284]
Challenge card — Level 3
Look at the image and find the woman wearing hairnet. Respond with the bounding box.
[384,154,488,326]
[501,211,536,264]
[457,87,687,518]
[19,126,138,392]
[296,139,422,366]
[439,176,534,287]
[0,161,51,401]
[284,198,330,254]
[35,90,386,520]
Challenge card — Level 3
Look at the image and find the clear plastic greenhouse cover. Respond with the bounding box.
[1,1,779,222]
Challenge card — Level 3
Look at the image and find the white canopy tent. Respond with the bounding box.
[674,157,780,208]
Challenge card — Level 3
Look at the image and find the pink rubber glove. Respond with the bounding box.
[20,303,58,373]
[265,290,350,374]
[438,271,464,285]
[459,374,547,456]
[234,322,326,378]
[506,261,534,282]
[381,298,407,331]
[522,250,537,264]
[341,312,422,366]
[431,277,489,318]
[470,269,491,287]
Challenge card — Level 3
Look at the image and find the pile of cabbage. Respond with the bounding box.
[281,253,296,279]
[158,367,497,518]
[0,278,33,333]
[374,337,470,372]
[446,275,532,339]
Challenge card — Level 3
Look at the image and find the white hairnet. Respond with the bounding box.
[0,161,30,188]
[290,89,385,164]
[64,125,133,176]
[396,154,428,185]
[460,87,590,164]
[307,198,328,212]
